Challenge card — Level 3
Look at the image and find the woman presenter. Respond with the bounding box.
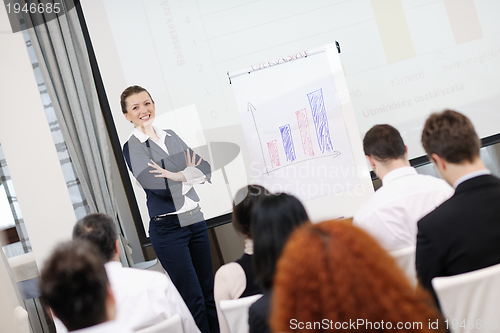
[121,85,218,333]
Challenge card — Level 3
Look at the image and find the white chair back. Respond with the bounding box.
[389,246,417,288]
[14,306,30,333]
[432,263,500,333]
[220,294,263,333]
[135,314,184,333]
[0,243,29,333]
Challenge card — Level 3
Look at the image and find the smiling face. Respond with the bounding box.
[124,91,155,128]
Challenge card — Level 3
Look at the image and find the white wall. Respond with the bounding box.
[0,6,77,269]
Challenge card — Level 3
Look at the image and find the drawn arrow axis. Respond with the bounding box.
[248,102,269,175]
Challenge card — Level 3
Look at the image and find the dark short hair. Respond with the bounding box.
[120,85,154,113]
[422,110,480,163]
[40,240,109,331]
[251,193,310,291]
[363,124,406,162]
[73,213,118,262]
[232,185,270,238]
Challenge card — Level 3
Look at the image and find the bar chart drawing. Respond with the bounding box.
[296,108,315,157]
[248,99,341,174]
[267,140,280,168]
[279,124,296,162]
[231,45,362,202]
[307,89,334,153]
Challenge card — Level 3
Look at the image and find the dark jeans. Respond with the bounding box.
[149,211,219,333]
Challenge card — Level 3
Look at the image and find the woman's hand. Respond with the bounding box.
[185,149,202,167]
[148,160,187,182]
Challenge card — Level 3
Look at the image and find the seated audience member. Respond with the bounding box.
[214,185,268,333]
[353,124,453,251]
[70,213,200,332]
[40,240,132,333]
[248,193,310,333]
[417,110,500,291]
[271,221,446,333]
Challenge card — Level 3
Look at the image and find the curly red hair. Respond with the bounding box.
[270,221,445,332]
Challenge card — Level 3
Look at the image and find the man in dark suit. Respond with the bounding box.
[416,110,500,292]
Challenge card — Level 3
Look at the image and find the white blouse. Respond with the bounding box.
[214,239,254,333]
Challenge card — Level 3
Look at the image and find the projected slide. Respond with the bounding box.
[83,0,500,159]
[81,0,500,223]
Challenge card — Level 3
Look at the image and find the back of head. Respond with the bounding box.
[271,221,445,333]
[73,213,118,262]
[422,110,480,163]
[232,185,270,239]
[363,124,406,162]
[40,240,109,331]
[251,193,309,291]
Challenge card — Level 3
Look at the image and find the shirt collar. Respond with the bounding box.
[129,126,170,143]
[244,238,254,255]
[70,320,127,333]
[453,169,491,188]
[104,261,122,270]
[382,166,417,185]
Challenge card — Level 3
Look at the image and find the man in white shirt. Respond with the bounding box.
[70,213,200,333]
[353,124,453,252]
[40,240,132,333]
